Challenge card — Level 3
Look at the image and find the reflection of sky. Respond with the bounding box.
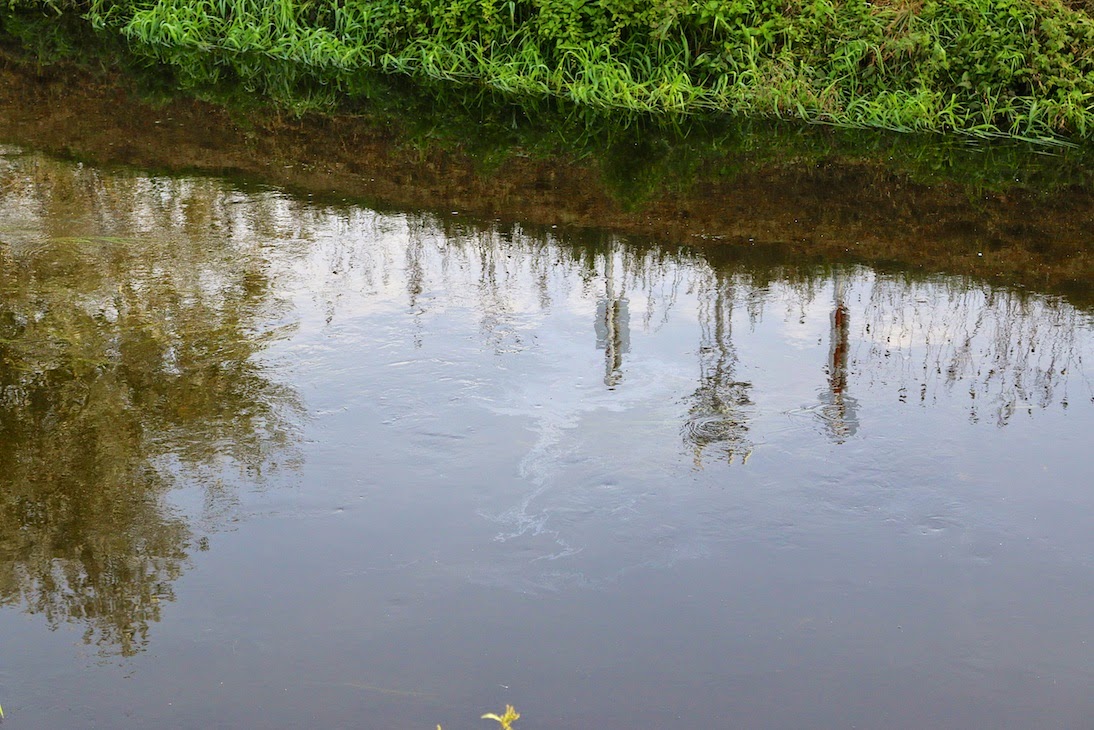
[3,150,1092,727]
[223,200,1094,593]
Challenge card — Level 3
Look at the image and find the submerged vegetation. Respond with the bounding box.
[4,0,1094,142]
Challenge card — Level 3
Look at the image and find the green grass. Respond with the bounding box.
[6,0,1094,142]
[4,11,1094,201]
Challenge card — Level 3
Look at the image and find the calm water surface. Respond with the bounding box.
[0,147,1091,728]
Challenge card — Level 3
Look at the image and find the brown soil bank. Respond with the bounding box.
[1,53,1091,306]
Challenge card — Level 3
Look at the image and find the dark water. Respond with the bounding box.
[1,146,1091,729]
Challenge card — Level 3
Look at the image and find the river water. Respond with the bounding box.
[0,145,1091,728]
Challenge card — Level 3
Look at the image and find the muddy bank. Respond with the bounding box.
[1,51,1090,304]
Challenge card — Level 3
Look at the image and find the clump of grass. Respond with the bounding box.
[438,705,520,730]
[6,0,1090,142]
[481,705,520,729]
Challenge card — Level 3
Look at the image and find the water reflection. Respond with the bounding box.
[0,149,301,655]
[1,144,1091,655]
[816,271,859,443]
[595,252,629,388]
[309,225,1091,601]
[683,276,755,465]
[854,276,1088,426]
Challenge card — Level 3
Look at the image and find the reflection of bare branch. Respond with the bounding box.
[683,274,754,467]
[596,251,628,387]
[859,274,1090,426]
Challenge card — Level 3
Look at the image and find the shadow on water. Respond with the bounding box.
[0,149,303,656]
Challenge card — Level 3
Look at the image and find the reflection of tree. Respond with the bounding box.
[0,156,300,656]
[816,272,859,443]
[683,275,754,467]
[473,228,526,355]
[859,277,1090,426]
[595,251,628,388]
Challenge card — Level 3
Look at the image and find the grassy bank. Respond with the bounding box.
[2,40,1092,306]
[5,0,1094,142]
